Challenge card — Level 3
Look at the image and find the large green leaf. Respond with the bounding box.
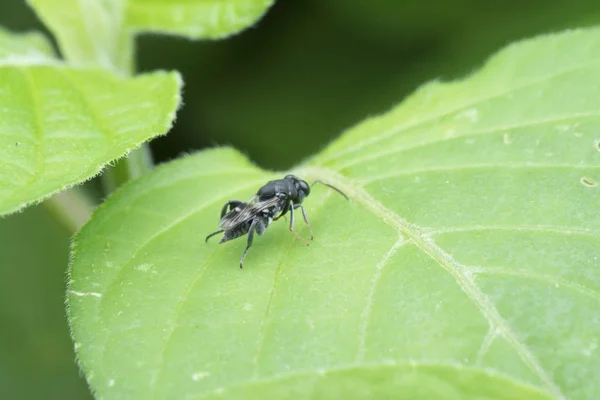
[69,28,600,399]
[0,27,182,216]
[125,0,275,39]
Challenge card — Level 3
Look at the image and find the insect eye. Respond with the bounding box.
[300,180,310,194]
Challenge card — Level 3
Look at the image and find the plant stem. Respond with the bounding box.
[101,144,154,194]
[98,25,152,195]
[43,188,95,233]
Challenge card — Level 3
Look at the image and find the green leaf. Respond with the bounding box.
[26,0,133,72]
[0,28,182,216]
[27,0,274,66]
[125,0,275,39]
[0,27,56,63]
[69,28,600,399]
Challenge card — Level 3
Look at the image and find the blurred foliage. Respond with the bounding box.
[0,206,91,399]
[1,0,600,398]
[138,0,600,170]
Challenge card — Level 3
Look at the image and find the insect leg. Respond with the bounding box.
[293,203,313,240]
[240,218,259,269]
[221,200,243,218]
[288,201,310,246]
[273,202,290,222]
[205,230,224,242]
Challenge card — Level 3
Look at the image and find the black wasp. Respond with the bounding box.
[206,174,348,268]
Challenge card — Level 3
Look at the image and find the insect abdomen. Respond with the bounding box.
[219,220,252,244]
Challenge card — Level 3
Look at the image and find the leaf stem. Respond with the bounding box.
[98,29,149,195]
[43,188,94,233]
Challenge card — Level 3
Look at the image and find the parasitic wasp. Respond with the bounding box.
[205,174,348,268]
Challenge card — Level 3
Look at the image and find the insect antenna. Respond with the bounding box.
[311,180,349,200]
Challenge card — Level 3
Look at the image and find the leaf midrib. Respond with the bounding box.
[3,69,45,208]
[296,165,565,399]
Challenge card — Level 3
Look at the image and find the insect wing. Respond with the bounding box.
[218,195,280,229]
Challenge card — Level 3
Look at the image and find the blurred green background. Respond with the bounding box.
[1,0,599,398]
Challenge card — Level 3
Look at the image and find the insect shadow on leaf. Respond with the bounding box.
[205,175,348,268]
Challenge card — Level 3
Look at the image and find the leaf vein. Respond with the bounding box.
[96,180,266,385]
[150,248,221,394]
[361,163,600,184]
[252,236,289,378]
[476,327,498,365]
[425,225,600,241]
[333,111,600,171]
[298,166,566,400]
[320,60,600,164]
[56,69,113,146]
[253,191,338,376]
[356,236,405,363]
[471,266,600,302]
[97,179,265,312]
[4,69,45,203]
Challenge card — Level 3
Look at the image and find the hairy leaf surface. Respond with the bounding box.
[0,28,182,215]
[69,28,600,399]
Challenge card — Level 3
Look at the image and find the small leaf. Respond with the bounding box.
[69,28,600,399]
[26,0,133,71]
[0,29,182,216]
[125,0,275,39]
